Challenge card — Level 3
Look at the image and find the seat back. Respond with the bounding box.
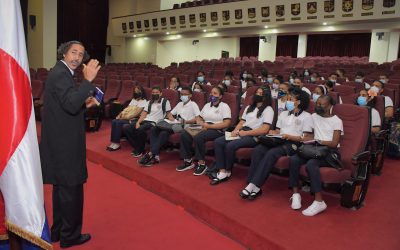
[334,85,356,97]
[150,76,165,88]
[334,104,370,175]
[221,92,239,126]
[374,95,385,123]
[191,91,206,110]
[162,89,179,109]
[118,80,135,105]
[104,79,122,103]
[328,91,341,104]
[341,93,357,105]
[135,76,150,88]
[383,87,398,109]
[385,83,400,108]
[31,80,44,99]
[93,78,107,91]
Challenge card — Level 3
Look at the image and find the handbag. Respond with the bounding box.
[297,143,329,159]
[156,120,184,133]
[258,135,285,148]
[185,124,204,137]
[119,106,140,120]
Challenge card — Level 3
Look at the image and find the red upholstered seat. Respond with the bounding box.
[334,85,356,97]
[104,79,122,103]
[31,79,43,100]
[150,76,165,88]
[93,78,106,91]
[162,89,179,109]
[135,76,149,88]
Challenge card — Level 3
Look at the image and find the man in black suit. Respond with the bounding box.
[40,41,100,248]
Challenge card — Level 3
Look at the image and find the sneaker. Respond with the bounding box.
[138,152,151,165]
[176,160,195,172]
[302,200,327,216]
[193,164,207,176]
[131,151,144,158]
[290,193,302,210]
[144,156,160,167]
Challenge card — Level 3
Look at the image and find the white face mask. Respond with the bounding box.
[193,88,201,92]
[370,86,380,93]
[380,79,386,84]
[355,78,363,83]
[180,95,189,103]
[304,71,309,76]
[223,80,231,86]
[242,73,248,79]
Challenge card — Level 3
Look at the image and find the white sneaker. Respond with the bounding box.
[290,193,302,210]
[302,200,327,216]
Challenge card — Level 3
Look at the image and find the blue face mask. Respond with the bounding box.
[312,93,320,102]
[197,76,204,82]
[209,95,219,103]
[267,77,273,83]
[380,79,386,84]
[304,71,309,76]
[180,95,189,103]
[357,96,368,106]
[286,101,295,111]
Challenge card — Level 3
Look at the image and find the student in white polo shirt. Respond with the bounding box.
[211,87,274,185]
[293,77,312,96]
[240,88,313,200]
[139,87,200,167]
[123,86,171,157]
[191,70,211,91]
[289,95,344,216]
[369,80,394,119]
[177,86,231,176]
[357,89,381,133]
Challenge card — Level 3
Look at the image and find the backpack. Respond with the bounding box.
[147,98,167,115]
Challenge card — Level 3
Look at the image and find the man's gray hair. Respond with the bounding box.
[57,40,90,61]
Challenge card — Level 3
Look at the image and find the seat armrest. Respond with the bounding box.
[352,151,370,164]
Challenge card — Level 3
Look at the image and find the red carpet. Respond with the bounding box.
[45,162,244,250]
[41,121,400,249]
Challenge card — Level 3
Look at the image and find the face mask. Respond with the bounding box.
[357,96,368,106]
[285,101,295,111]
[267,77,273,83]
[253,94,263,103]
[278,90,287,99]
[315,106,325,116]
[209,95,219,103]
[289,79,294,84]
[223,80,231,86]
[242,73,247,79]
[380,79,386,84]
[370,86,380,94]
[272,83,279,90]
[304,71,309,76]
[197,76,204,82]
[330,79,336,83]
[194,88,201,92]
[312,94,320,102]
[133,92,141,99]
[310,77,316,82]
[355,78,363,83]
[151,94,160,101]
[180,95,189,103]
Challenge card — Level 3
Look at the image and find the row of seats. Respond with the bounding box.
[172,0,245,9]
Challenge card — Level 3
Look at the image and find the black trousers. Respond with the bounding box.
[52,184,84,242]
[123,121,154,154]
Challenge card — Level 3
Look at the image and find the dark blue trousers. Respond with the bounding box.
[110,119,130,143]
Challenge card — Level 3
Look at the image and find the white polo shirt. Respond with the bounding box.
[171,100,200,121]
[276,110,313,136]
[371,108,381,128]
[200,102,231,123]
[128,98,147,108]
[144,99,172,123]
[384,96,393,108]
[311,113,344,143]
[277,99,287,115]
[241,106,274,129]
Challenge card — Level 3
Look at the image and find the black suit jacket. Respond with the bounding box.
[40,61,95,185]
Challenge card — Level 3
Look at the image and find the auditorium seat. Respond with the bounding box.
[370,96,387,175]
[334,85,356,97]
[31,79,44,101]
[150,76,166,89]
[299,104,371,208]
[135,75,150,88]
[162,89,179,109]
[93,78,107,91]
[103,79,122,103]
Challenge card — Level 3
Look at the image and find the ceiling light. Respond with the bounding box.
[133,35,137,38]
[264,25,269,29]
[166,32,170,35]
[323,22,327,25]
[203,29,207,32]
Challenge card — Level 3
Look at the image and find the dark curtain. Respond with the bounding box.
[58,0,109,63]
[239,37,259,57]
[20,0,28,42]
[306,33,371,57]
[276,35,298,58]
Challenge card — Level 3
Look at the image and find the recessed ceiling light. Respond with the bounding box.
[264,25,269,29]
[143,37,148,40]
[133,35,137,38]
[323,22,327,25]
[203,29,207,32]
[166,32,170,35]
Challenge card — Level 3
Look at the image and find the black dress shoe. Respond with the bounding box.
[51,234,60,243]
[210,175,230,185]
[60,234,91,248]
[106,146,120,151]
[248,189,263,201]
[239,189,251,199]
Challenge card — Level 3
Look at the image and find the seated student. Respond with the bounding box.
[289,95,343,216]
[106,86,147,151]
[328,73,338,85]
[168,76,182,91]
[293,77,312,96]
[266,73,275,84]
[325,80,343,104]
[211,87,274,185]
[310,72,324,83]
[312,85,327,102]
[240,89,312,200]
[221,74,233,87]
[241,78,256,101]
[191,71,211,90]
[277,82,290,114]
[369,80,394,119]
[193,82,204,93]
[258,69,268,84]
[336,68,349,82]
[123,86,172,157]
[354,71,371,89]
[240,71,254,90]
[176,86,231,176]
[217,82,228,93]
[356,89,381,133]
[379,74,389,84]
[139,87,201,167]
[271,77,283,99]
[302,69,310,77]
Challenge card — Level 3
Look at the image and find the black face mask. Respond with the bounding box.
[253,95,263,103]
[152,94,160,101]
[315,106,325,116]
[133,92,141,99]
